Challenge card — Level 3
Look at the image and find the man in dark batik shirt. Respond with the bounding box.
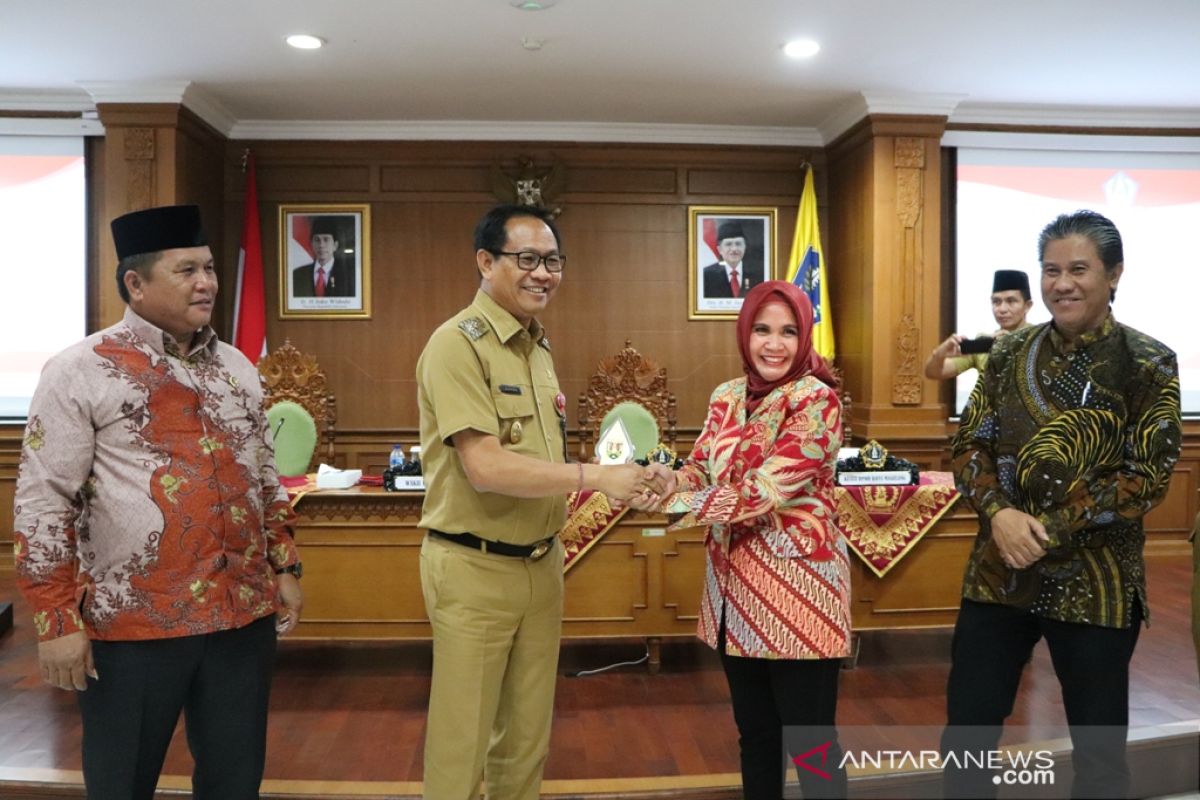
[941,210,1181,799]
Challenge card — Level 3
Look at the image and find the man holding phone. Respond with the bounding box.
[924,269,1033,379]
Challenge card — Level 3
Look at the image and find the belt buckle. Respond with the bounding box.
[528,540,552,561]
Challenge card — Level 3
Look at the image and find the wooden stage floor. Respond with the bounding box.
[0,552,1197,798]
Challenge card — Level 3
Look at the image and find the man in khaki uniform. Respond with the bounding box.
[416,204,673,800]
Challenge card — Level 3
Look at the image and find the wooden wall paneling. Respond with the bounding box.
[85,136,107,334]
[224,141,817,433]
[827,132,874,437]
[685,167,804,197]
[1144,426,1200,540]
[0,426,20,575]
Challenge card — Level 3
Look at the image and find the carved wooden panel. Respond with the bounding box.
[124,127,155,211]
[891,137,927,405]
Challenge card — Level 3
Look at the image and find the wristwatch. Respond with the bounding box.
[275,562,303,579]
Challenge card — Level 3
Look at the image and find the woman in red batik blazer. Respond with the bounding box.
[663,280,850,799]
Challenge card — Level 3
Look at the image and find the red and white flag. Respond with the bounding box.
[232,151,267,363]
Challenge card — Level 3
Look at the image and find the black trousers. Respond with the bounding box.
[941,599,1142,799]
[719,633,847,799]
[77,615,278,800]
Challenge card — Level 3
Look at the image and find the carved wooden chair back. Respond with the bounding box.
[829,364,853,446]
[258,340,337,470]
[577,340,677,462]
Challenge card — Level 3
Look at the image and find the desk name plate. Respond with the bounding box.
[838,471,914,486]
[387,475,426,491]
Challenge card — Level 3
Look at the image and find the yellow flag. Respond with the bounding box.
[785,165,835,360]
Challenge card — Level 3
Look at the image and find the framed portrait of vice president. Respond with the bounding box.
[278,204,371,319]
[688,206,777,320]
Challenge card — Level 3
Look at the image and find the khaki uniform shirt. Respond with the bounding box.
[416,290,567,544]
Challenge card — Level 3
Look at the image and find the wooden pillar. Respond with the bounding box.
[92,104,225,332]
[827,115,949,464]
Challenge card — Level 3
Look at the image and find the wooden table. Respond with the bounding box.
[288,486,976,668]
[288,486,706,670]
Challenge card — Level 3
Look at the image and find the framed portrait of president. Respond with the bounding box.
[687,206,777,320]
[278,204,371,319]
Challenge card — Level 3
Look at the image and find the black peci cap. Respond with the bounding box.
[992,269,1030,297]
[111,204,208,260]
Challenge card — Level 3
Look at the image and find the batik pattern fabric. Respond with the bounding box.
[664,375,850,660]
[952,314,1181,628]
[14,308,298,642]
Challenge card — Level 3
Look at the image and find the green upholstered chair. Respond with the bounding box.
[267,400,319,477]
[578,340,677,462]
[258,340,337,474]
[599,401,660,462]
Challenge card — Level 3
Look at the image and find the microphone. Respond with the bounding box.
[274,416,286,439]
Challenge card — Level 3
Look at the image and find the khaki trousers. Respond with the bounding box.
[420,533,564,800]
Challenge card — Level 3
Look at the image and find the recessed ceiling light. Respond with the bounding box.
[286,34,326,50]
[510,0,557,10]
[783,39,820,59]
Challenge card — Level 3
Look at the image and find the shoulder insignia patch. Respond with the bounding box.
[538,335,552,351]
[458,318,487,341]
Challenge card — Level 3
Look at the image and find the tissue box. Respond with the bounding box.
[315,467,362,490]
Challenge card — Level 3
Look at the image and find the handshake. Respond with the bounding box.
[594,461,677,511]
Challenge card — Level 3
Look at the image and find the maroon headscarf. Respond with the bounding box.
[736,280,838,410]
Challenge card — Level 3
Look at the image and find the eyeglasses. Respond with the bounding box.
[493,251,566,273]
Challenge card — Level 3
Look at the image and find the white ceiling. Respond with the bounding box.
[3,0,1199,144]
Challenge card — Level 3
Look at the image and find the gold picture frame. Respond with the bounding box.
[687,205,777,320]
[278,204,371,319]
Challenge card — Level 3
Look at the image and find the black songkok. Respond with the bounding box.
[992,269,1030,297]
[111,204,208,260]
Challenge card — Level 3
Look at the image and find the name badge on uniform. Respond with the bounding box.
[499,384,523,395]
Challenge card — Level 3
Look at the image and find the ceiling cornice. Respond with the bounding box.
[76,81,238,137]
[942,130,1200,153]
[4,87,1198,147]
[79,80,191,106]
[228,119,825,146]
[0,117,104,136]
[949,102,1200,129]
[0,90,94,113]
[818,92,966,144]
[180,87,238,138]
